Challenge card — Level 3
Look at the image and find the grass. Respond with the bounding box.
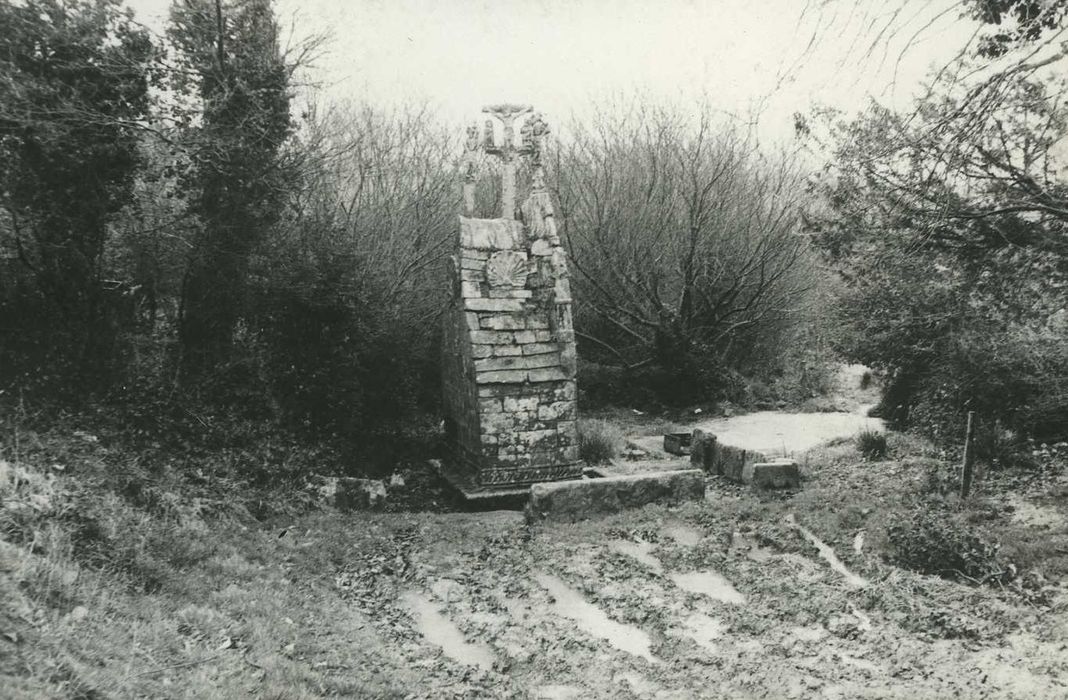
[576,418,624,464]
[856,429,889,460]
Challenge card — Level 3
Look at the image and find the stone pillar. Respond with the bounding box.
[441,106,582,495]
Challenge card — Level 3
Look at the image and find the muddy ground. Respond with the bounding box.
[4,373,1068,698]
[320,459,1068,699]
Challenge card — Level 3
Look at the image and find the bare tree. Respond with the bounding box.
[251,100,457,429]
[551,101,816,379]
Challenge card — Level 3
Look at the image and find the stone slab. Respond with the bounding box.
[460,217,525,250]
[465,298,526,312]
[525,469,706,522]
[690,428,766,481]
[742,460,801,490]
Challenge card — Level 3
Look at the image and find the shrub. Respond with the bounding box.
[577,419,624,464]
[856,430,888,460]
[885,508,1003,583]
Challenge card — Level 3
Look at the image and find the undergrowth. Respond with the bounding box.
[576,419,624,464]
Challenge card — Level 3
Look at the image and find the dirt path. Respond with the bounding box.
[322,494,1068,699]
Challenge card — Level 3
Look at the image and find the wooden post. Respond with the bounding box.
[959,411,976,499]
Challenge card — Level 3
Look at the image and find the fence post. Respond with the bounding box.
[959,411,976,499]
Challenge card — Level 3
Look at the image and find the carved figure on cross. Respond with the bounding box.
[482,103,534,219]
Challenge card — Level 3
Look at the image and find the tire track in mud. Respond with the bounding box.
[395,520,766,697]
[346,511,1068,699]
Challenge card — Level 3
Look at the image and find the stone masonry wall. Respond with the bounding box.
[441,217,582,491]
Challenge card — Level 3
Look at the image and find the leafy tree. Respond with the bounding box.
[968,0,1067,57]
[812,34,1068,442]
[0,0,154,386]
[167,0,294,382]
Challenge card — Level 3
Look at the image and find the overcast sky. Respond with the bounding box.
[128,0,982,139]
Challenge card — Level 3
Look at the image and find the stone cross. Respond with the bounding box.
[482,103,533,219]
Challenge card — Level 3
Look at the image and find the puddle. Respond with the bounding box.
[786,515,868,588]
[680,612,726,652]
[608,540,663,573]
[629,406,884,457]
[534,572,657,662]
[400,591,496,670]
[666,524,703,547]
[730,531,776,562]
[669,570,746,604]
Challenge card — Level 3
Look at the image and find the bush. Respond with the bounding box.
[885,507,1003,583]
[577,419,624,464]
[856,430,888,460]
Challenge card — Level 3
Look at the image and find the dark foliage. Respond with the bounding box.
[886,507,1004,583]
[168,0,295,381]
[0,0,155,390]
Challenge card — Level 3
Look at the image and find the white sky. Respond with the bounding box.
[128,0,982,139]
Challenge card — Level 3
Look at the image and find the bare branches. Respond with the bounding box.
[552,102,815,372]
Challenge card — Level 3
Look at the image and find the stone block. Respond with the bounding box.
[526,470,706,523]
[471,344,494,358]
[469,330,515,345]
[513,330,538,344]
[690,430,766,481]
[663,432,692,456]
[476,369,528,384]
[480,411,513,434]
[553,383,577,401]
[478,384,526,398]
[460,217,525,250]
[528,367,568,383]
[720,446,755,482]
[690,429,717,472]
[517,353,560,370]
[538,401,575,421]
[492,345,523,357]
[480,315,527,331]
[503,396,539,412]
[522,342,558,355]
[742,460,801,490]
[461,281,482,298]
[465,312,482,331]
[530,239,553,256]
[465,298,525,313]
[475,356,523,372]
[553,329,574,342]
[518,428,557,448]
